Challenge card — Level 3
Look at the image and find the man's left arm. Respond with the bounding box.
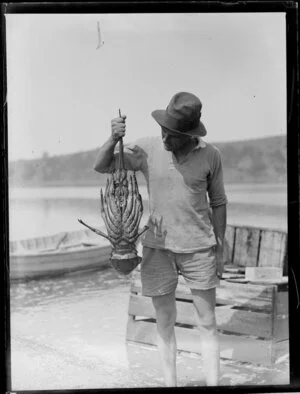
[207,147,228,277]
[211,204,227,278]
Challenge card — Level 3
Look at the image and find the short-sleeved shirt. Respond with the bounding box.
[106,136,228,253]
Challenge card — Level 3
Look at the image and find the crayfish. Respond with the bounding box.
[78,110,148,275]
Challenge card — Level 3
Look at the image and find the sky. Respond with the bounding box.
[5,12,287,161]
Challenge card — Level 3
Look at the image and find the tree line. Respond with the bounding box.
[9,135,286,187]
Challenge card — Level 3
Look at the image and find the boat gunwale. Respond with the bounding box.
[10,242,111,258]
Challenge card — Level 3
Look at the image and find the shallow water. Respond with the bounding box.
[10,267,134,390]
[10,266,289,390]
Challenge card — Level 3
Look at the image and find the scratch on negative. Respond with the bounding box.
[291,266,300,309]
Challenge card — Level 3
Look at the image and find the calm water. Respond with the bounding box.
[8,183,287,241]
[8,183,288,390]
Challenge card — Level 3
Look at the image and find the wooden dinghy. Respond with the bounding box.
[9,229,112,281]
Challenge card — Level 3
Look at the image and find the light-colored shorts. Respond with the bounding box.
[140,246,219,297]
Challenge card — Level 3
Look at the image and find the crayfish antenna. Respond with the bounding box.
[77,218,114,244]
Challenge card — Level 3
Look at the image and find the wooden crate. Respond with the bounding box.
[227,225,288,275]
[126,224,289,365]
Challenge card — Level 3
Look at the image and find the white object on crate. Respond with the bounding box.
[245,267,283,282]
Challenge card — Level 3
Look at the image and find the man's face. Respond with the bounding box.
[161,127,192,152]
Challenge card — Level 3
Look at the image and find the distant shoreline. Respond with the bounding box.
[8,135,287,187]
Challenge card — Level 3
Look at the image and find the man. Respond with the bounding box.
[93,92,227,387]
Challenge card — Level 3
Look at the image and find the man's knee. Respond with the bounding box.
[194,310,217,336]
[191,288,217,336]
[152,292,177,331]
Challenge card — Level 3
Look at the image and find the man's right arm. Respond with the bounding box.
[93,115,126,173]
[93,136,118,173]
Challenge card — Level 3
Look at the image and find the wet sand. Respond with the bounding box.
[10,268,289,390]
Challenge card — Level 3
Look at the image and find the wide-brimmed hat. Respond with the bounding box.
[151,92,207,137]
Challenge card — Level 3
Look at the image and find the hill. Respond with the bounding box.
[9,135,287,187]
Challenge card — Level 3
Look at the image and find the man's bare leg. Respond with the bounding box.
[152,291,177,387]
[191,287,220,386]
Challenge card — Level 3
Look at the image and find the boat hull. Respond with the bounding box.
[9,229,112,281]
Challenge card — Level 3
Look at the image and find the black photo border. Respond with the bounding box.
[1,1,299,393]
